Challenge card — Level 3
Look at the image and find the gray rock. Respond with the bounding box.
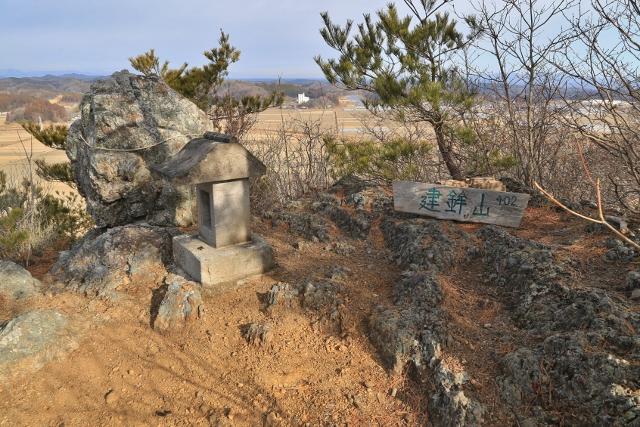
[368,270,482,427]
[264,279,343,330]
[498,348,544,405]
[381,217,467,271]
[324,241,355,256]
[326,265,351,280]
[368,306,423,373]
[313,193,371,239]
[265,282,299,309]
[240,322,272,346]
[48,224,176,299]
[153,274,204,331]
[604,215,630,234]
[300,280,342,314]
[369,272,444,373]
[430,364,484,427]
[270,210,330,242]
[66,70,212,227]
[345,192,366,209]
[627,271,640,290]
[604,238,636,262]
[0,260,41,300]
[0,310,78,378]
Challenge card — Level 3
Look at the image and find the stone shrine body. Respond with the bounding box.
[154,132,274,288]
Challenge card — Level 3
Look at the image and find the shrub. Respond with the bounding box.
[327,138,434,184]
[245,115,334,209]
[60,93,83,103]
[0,208,29,259]
[0,170,92,265]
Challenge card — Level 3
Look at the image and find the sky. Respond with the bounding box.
[0,0,588,79]
[0,0,400,78]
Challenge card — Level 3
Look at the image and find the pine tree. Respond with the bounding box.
[20,123,75,188]
[315,1,477,180]
[130,31,282,138]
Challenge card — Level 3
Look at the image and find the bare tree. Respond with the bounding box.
[467,0,576,188]
[554,0,640,216]
[245,113,334,208]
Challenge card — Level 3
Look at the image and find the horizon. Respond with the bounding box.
[0,70,330,81]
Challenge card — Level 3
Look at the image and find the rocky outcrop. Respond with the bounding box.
[368,213,484,426]
[312,194,371,239]
[271,180,483,426]
[267,209,331,242]
[369,271,445,373]
[0,310,79,379]
[0,260,41,301]
[479,226,640,425]
[264,279,344,332]
[152,274,204,331]
[48,224,176,299]
[369,269,484,427]
[66,70,212,227]
[265,282,299,309]
[605,238,637,262]
[381,217,466,270]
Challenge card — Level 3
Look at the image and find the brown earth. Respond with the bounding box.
[0,197,634,426]
[0,218,422,426]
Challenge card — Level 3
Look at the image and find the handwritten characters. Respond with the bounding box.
[472,193,490,217]
[497,195,518,207]
[420,188,442,212]
[418,187,518,218]
[446,190,467,214]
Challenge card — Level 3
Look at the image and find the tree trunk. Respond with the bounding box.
[434,123,464,180]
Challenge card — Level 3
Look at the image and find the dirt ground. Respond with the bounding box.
[1,200,634,426]
[0,217,424,427]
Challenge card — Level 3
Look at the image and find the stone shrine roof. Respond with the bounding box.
[153,132,266,184]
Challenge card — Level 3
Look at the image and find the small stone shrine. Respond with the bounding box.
[154,132,274,288]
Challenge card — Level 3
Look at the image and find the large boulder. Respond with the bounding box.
[0,260,41,301]
[66,70,212,227]
[48,225,176,299]
[0,310,79,379]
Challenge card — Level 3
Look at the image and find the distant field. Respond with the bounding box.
[0,113,72,194]
[250,107,366,135]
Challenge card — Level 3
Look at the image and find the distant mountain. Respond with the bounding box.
[0,69,106,78]
[0,74,104,95]
[215,80,271,99]
[237,77,327,84]
[0,74,343,106]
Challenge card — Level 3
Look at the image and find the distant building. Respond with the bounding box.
[297,93,310,104]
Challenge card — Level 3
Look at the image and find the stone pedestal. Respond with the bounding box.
[173,234,274,289]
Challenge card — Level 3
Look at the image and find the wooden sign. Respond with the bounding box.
[393,181,530,228]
